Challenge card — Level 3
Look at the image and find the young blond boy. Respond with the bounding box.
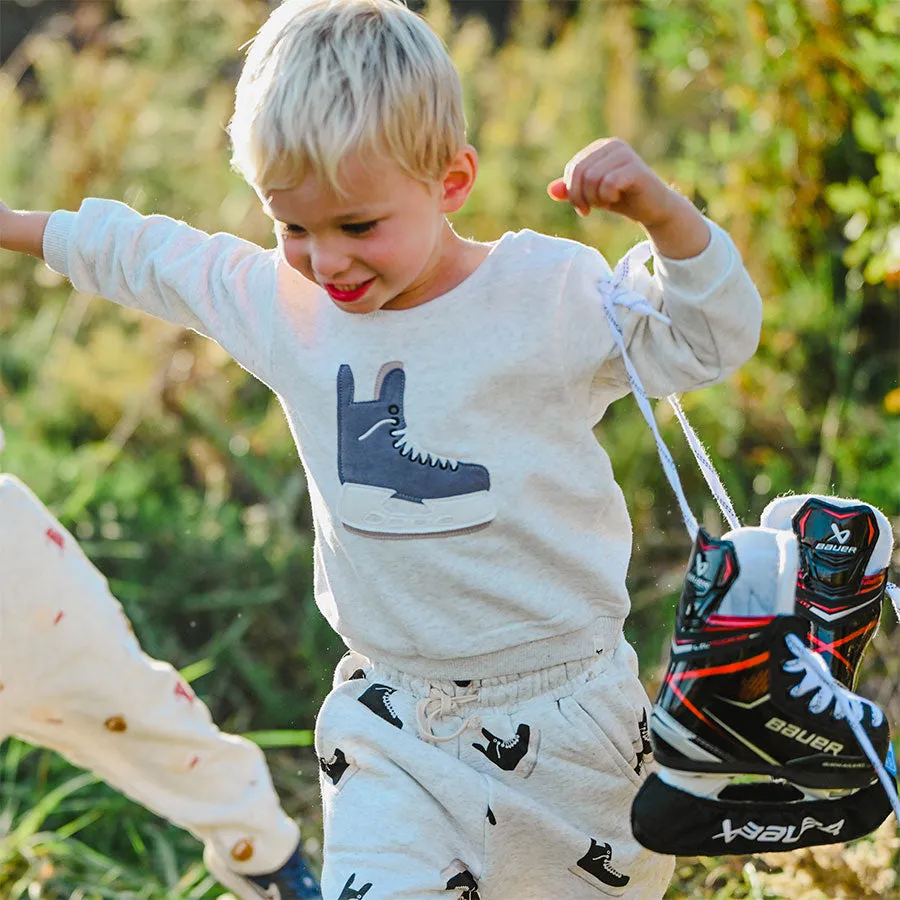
[1,0,763,895]
[0,434,320,899]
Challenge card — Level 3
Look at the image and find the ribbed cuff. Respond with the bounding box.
[42,209,77,276]
[652,219,736,299]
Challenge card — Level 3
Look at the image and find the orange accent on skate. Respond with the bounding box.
[861,571,887,588]
[188,755,200,770]
[45,528,64,550]
[174,681,195,704]
[666,678,715,729]
[737,668,770,702]
[53,611,64,625]
[674,651,770,681]
[104,716,128,732]
[231,838,254,862]
[810,620,877,672]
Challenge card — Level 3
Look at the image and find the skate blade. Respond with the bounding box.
[656,766,858,802]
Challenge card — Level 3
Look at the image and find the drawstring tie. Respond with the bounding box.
[415,687,481,743]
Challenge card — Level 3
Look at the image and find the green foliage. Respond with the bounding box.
[1,0,898,896]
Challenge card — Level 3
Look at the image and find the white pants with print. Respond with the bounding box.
[316,637,675,899]
[0,474,299,875]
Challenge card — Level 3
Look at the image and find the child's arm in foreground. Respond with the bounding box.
[0,202,51,258]
[1,197,309,385]
[548,139,763,397]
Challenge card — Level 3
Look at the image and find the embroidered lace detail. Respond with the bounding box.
[356,418,460,469]
[382,690,400,721]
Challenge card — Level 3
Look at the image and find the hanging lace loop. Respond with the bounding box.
[415,688,480,744]
[666,394,741,531]
[598,242,698,541]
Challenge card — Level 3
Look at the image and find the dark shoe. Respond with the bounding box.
[204,842,322,899]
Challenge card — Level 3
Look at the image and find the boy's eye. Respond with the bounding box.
[281,223,306,237]
[341,221,377,235]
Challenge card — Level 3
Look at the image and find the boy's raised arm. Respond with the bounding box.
[0,202,52,259]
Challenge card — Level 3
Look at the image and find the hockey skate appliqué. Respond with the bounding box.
[472,724,540,777]
[336,363,495,537]
[569,839,630,895]
[357,683,403,728]
[633,709,653,775]
[337,874,372,899]
[714,815,845,845]
[319,747,353,786]
[442,860,481,899]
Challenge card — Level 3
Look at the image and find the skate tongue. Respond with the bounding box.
[716,526,799,618]
[761,494,893,575]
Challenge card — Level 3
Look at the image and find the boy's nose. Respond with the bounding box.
[308,241,353,281]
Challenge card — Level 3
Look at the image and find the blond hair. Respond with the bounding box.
[229,0,466,194]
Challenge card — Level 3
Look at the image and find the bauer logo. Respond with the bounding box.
[685,551,713,592]
[814,522,857,554]
[714,816,845,844]
[764,717,844,755]
[829,523,851,544]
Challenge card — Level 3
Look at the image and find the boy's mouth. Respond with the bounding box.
[323,279,375,303]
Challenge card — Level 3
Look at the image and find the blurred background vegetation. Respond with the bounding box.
[0,0,898,897]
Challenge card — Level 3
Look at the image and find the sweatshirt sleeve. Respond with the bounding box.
[562,220,763,418]
[43,198,281,385]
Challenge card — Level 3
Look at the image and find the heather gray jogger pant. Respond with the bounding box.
[316,638,674,899]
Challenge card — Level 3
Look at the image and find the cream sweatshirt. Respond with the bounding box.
[43,200,762,678]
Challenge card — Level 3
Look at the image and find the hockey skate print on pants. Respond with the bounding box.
[631,525,896,855]
[761,494,893,689]
[336,363,495,537]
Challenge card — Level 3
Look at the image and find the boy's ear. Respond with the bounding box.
[440,145,478,214]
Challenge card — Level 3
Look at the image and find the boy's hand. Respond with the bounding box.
[548,138,709,259]
[0,202,51,259]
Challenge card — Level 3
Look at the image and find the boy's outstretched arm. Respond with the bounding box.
[1,196,300,389]
[0,201,51,258]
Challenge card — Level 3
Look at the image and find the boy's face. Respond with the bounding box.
[263,151,475,313]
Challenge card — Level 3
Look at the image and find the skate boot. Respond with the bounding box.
[761,494,893,688]
[336,363,495,536]
[631,525,895,855]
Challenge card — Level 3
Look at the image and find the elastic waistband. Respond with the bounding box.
[347,615,624,682]
[370,653,613,712]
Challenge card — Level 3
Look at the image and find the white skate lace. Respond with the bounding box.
[415,688,480,743]
[356,418,460,469]
[598,243,699,540]
[785,633,900,821]
[783,633,884,726]
[597,242,900,821]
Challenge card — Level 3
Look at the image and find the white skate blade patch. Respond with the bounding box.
[339,484,496,536]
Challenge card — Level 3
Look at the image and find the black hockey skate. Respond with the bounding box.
[761,495,893,689]
[631,525,896,855]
